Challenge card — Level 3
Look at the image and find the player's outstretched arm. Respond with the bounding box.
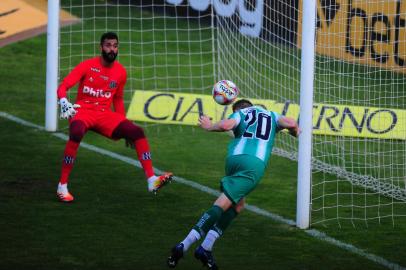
[198,115,237,132]
[277,116,300,137]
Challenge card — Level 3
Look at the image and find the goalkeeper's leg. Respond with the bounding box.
[112,120,173,193]
[57,120,87,202]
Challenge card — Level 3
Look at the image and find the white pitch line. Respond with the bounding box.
[1,111,404,270]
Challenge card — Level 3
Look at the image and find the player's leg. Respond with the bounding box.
[193,200,244,269]
[167,193,231,268]
[189,193,236,270]
[186,194,233,249]
[192,155,251,249]
[168,156,245,268]
[57,120,88,202]
[201,198,244,252]
[194,155,264,269]
[111,119,172,193]
[193,204,242,270]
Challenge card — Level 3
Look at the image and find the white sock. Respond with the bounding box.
[57,183,68,194]
[147,175,157,183]
[181,229,201,252]
[201,230,220,251]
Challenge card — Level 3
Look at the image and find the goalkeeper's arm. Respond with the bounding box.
[59,97,80,119]
[57,80,80,120]
[56,61,88,119]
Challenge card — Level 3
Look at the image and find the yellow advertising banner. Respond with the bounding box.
[297,0,406,73]
[127,91,406,140]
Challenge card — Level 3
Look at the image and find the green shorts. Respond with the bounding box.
[221,155,266,204]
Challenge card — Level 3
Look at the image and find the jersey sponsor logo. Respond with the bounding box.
[90,67,100,72]
[82,85,112,98]
[109,80,117,89]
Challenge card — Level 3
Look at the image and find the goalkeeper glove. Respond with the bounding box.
[59,97,80,119]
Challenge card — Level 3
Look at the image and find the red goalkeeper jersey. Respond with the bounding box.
[57,57,127,115]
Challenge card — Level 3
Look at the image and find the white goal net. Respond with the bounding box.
[213,0,405,225]
[58,0,406,226]
[305,0,406,226]
[59,0,215,106]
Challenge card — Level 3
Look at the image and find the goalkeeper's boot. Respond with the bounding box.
[148,172,173,194]
[56,183,74,203]
[194,245,218,270]
[167,243,184,268]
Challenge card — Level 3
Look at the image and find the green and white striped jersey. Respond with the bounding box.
[227,106,280,165]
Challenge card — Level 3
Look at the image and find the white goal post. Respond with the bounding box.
[297,0,317,229]
[45,0,60,132]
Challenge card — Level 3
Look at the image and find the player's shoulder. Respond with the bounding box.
[113,60,126,70]
[83,57,99,65]
[112,61,127,77]
[76,57,99,70]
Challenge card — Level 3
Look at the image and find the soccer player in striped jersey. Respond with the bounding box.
[56,32,172,202]
[168,99,300,269]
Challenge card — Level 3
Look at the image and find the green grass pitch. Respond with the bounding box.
[0,1,405,269]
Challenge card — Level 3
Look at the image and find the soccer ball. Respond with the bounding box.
[212,80,239,105]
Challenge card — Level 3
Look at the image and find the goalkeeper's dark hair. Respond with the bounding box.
[100,32,119,45]
[232,99,253,112]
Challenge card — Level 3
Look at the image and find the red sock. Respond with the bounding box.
[134,138,155,178]
[59,140,80,184]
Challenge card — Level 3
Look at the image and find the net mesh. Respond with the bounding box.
[59,0,406,226]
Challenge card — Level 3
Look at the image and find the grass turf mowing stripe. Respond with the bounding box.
[1,111,404,270]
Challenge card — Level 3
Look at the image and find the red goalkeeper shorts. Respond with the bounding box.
[69,108,127,138]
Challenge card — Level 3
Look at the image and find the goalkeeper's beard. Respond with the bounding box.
[102,50,118,63]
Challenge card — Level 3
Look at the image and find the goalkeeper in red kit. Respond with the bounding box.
[56,32,172,202]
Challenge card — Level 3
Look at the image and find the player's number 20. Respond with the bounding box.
[243,110,272,140]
